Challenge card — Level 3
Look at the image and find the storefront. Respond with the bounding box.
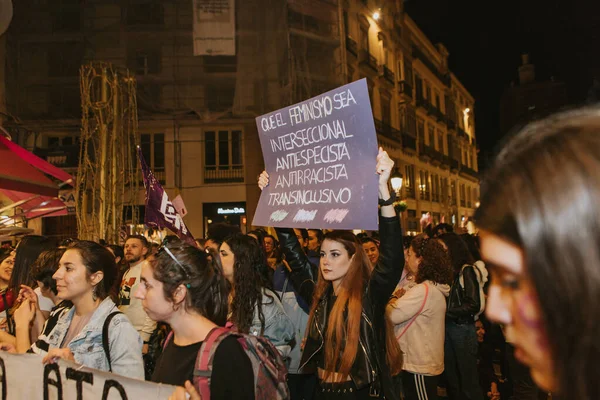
[202,202,247,237]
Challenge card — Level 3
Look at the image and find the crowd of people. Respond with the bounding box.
[1,106,600,399]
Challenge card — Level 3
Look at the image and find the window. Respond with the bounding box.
[425,82,431,102]
[48,42,84,77]
[435,93,441,110]
[407,209,418,232]
[451,180,457,205]
[467,186,472,207]
[343,11,349,37]
[140,133,165,184]
[415,75,423,100]
[419,170,430,201]
[417,118,425,142]
[437,130,444,152]
[428,125,435,147]
[442,178,448,203]
[460,183,466,207]
[431,174,439,202]
[360,26,369,53]
[403,56,413,85]
[404,164,415,199]
[48,86,81,118]
[206,84,235,111]
[129,49,161,75]
[381,94,391,126]
[204,130,244,183]
[126,2,164,26]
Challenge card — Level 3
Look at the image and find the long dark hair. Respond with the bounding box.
[30,248,66,296]
[474,106,600,398]
[438,232,475,275]
[10,235,55,292]
[67,241,116,301]
[224,234,274,335]
[410,236,453,285]
[151,242,229,326]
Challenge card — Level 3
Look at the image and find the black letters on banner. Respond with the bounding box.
[102,379,128,400]
[66,367,94,400]
[43,363,63,400]
[0,357,6,400]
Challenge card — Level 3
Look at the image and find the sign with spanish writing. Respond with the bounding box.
[253,79,379,230]
[193,0,235,56]
[0,352,176,399]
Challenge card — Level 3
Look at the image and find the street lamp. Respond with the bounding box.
[390,168,403,196]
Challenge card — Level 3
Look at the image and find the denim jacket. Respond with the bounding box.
[40,297,144,379]
[249,288,296,359]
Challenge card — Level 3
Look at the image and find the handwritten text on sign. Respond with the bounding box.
[253,79,378,230]
[0,352,175,399]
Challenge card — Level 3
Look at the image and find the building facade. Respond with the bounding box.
[1,0,478,240]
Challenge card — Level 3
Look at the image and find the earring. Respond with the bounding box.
[92,286,97,301]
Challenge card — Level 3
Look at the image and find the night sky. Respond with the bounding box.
[405,0,600,170]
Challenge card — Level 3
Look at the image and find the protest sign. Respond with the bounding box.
[253,78,379,230]
[138,147,197,247]
[0,351,175,399]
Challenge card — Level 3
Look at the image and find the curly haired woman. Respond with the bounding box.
[387,235,453,400]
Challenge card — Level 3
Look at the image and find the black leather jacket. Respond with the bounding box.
[275,215,403,400]
[446,265,481,324]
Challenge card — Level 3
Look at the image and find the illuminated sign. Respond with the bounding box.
[217,207,246,215]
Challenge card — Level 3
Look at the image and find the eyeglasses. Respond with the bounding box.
[158,239,191,286]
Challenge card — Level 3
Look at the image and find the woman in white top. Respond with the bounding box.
[387,235,453,400]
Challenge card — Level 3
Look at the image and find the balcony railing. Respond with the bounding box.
[433,106,445,122]
[446,117,456,130]
[346,36,358,56]
[374,119,402,143]
[382,66,395,84]
[457,128,469,140]
[33,145,80,169]
[358,49,378,72]
[204,165,244,183]
[449,158,459,171]
[461,166,479,179]
[412,46,452,87]
[402,131,417,152]
[416,96,427,110]
[398,80,413,98]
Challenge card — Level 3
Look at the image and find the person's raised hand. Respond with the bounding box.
[258,171,270,191]
[376,147,394,187]
[14,299,36,326]
[168,381,200,400]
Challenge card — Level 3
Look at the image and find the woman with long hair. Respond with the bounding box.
[387,235,453,399]
[438,232,483,400]
[3,241,144,377]
[260,148,404,399]
[219,234,295,356]
[474,107,600,399]
[136,241,254,399]
[0,249,15,323]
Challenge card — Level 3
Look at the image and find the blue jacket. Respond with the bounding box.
[38,297,144,379]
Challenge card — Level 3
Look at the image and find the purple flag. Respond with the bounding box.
[137,147,197,247]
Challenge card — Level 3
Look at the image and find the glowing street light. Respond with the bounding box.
[373,10,380,20]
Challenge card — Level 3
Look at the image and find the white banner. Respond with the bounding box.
[0,352,176,399]
[193,0,236,56]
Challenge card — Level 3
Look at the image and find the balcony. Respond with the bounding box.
[416,95,427,110]
[398,81,413,98]
[402,131,417,153]
[378,65,395,85]
[461,166,479,180]
[358,49,378,72]
[412,46,452,87]
[457,128,469,140]
[204,165,244,183]
[449,158,459,172]
[33,145,80,170]
[446,117,456,131]
[374,119,402,143]
[346,36,358,56]
[430,149,444,165]
[432,106,445,122]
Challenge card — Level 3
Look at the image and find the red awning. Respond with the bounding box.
[0,132,74,221]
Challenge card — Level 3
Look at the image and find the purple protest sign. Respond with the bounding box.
[138,147,197,246]
[252,79,379,230]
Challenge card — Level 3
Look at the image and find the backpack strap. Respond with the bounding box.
[193,326,231,400]
[163,330,174,350]
[396,283,429,340]
[102,311,123,372]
